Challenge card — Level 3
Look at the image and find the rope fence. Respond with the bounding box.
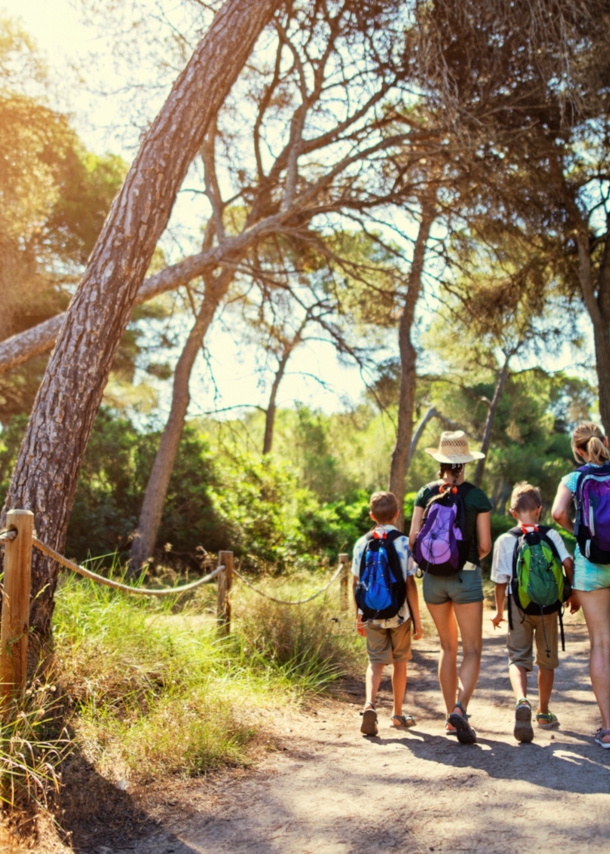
[0,508,352,704]
[32,536,226,596]
[233,563,344,606]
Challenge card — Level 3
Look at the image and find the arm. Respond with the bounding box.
[476,511,491,560]
[408,505,424,550]
[406,575,423,640]
[353,576,366,636]
[552,483,574,533]
[562,556,580,613]
[492,582,507,628]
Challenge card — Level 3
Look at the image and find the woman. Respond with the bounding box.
[409,431,492,744]
[552,421,610,748]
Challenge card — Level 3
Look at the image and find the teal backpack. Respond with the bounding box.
[508,525,571,657]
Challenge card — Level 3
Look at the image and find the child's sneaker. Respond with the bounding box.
[514,698,533,743]
[536,710,559,729]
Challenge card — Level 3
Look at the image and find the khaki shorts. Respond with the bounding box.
[507,597,558,671]
[365,619,412,665]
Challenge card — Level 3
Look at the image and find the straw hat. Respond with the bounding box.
[425,430,485,464]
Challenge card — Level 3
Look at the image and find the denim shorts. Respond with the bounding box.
[573,549,610,592]
[423,565,484,605]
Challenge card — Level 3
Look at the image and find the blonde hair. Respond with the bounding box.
[571,422,610,466]
[510,482,542,514]
[370,491,399,524]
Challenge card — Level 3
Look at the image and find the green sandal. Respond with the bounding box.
[536,710,559,729]
[391,714,416,728]
[514,698,533,743]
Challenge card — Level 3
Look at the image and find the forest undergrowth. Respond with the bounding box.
[0,564,365,842]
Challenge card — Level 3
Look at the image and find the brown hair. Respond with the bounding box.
[370,491,399,524]
[437,462,465,481]
[571,422,610,466]
[510,482,542,515]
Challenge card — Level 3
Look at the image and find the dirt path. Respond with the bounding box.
[93,609,609,854]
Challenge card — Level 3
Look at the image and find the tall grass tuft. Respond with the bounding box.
[0,680,72,809]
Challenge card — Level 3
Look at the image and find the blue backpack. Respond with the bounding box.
[355,529,406,621]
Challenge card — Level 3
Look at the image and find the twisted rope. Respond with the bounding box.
[232,564,343,605]
[0,529,17,543]
[32,536,224,596]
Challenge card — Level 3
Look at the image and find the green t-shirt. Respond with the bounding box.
[414,481,492,565]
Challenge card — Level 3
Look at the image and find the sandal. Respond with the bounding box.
[360,704,378,736]
[447,701,477,745]
[594,728,610,749]
[536,710,559,729]
[514,698,534,743]
[391,714,416,728]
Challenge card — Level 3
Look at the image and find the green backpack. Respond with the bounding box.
[508,525,572,656]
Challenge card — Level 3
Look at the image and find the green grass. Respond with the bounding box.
[48,565,364,786]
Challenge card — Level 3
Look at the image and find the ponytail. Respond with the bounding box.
[586,436,610,466]
[572,421,610,464]
[437,462,464,485]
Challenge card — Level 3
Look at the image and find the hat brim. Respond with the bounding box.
[425,447,485,463]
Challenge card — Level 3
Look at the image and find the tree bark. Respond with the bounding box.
[262,349,291,456]
[388,196,435,528]
[129,276,230,573]
[2,0,282,637]
[473,354,511,487]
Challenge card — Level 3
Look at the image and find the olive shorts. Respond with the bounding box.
[507,597,559,671]
[365,618,412,665]
[423,565,484,605]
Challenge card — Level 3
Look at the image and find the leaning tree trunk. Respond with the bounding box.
[129,281,227,572]
[262,349,291,455]
[2,0,282,637]
[473,354,511,487]
[388,196,435,528]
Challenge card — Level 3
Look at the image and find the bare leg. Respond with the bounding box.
[453,600,483,713]
[426,601,458,713]
[577,588,610,742]
[537,667,554,715]
[509,663,529,701]
[365,662,385,709]
[391,660,407,717]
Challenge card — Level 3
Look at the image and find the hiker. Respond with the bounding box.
[491,482,578,742]
[408,431,491,744]
[551,421,610,749]
[353,491,423,736]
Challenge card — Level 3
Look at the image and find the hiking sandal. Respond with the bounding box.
[594,728,610,748]
[360,704,378,736]
[448,702,477,745]
[536,710,559,729]
[514,698,534,743]
[391,714,416,728]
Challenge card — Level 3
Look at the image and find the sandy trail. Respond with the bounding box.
[93,608,609,854]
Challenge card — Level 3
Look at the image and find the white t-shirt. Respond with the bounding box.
[352,524,414,628]
[492,527,571,588]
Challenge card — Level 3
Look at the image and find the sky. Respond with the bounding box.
[1,0,596,422]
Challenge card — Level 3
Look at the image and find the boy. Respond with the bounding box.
[491,482,577,742]
[353,491,423,736]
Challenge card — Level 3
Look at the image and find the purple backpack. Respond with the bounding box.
[575,463,610,563]
[414,483,474,577]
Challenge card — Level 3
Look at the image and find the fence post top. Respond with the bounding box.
[7,509,34,519]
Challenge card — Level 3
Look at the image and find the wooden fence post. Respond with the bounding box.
[217,551,233,635]
[339,553,350,612]
[0,510,34,705]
